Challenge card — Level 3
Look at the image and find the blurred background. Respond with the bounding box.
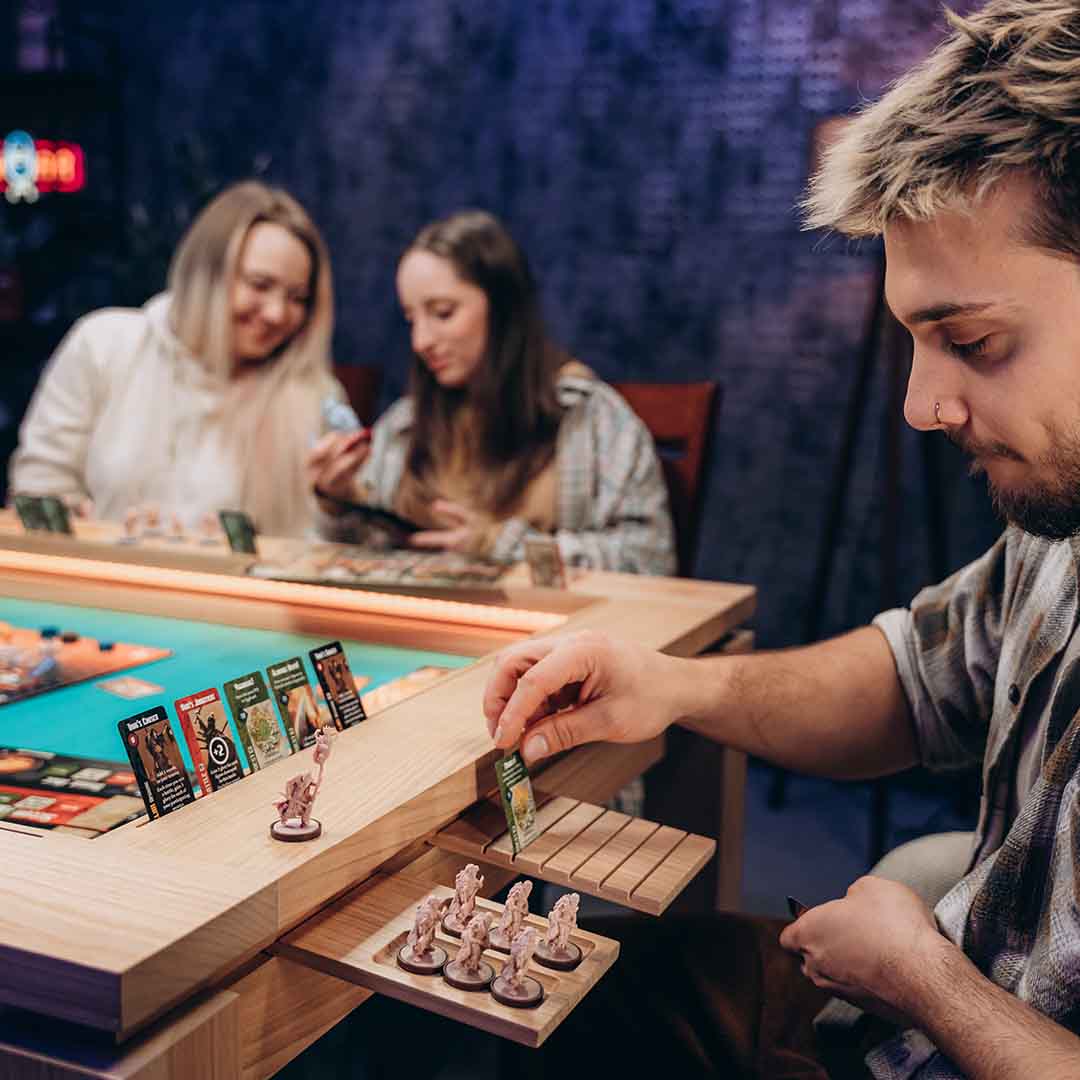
[0,0,999,655]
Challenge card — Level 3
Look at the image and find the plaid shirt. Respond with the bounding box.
[869,527,1080,1078]
[331,371,676,575]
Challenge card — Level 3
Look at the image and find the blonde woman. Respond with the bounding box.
[10,181,355,537]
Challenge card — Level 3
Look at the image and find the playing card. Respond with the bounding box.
[174,687,245,795]
[223,672,290,770]
[117,705,196,820]
[309,642,366,730]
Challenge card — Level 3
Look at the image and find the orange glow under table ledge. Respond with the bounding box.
[0,548,566,634]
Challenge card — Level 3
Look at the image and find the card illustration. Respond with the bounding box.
[174,687,245,795]
[223,672,290,770]
[266,656,328,751]
[495,751,541,855]
[117,705,196,820]
[309,642,366,730]
[523,535,566,589]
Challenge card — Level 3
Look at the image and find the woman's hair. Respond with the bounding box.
[402,209,564,515]
[803,0,1080,259]
[166,181,336,536]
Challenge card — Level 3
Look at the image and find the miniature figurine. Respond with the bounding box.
[197,511,220,545]
[490,927,544,1009]
[442,863,485,937]
[442,910,494,991]
[141,503,162,536]
[534,892,583,970]
[397,893,450,975]
[119,506,140,544]
[270,728,332,842]
[489,879,533,953]
[167,513,186,542]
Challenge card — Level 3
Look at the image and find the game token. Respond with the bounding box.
[98,641,115,651]
[270,728,332,842]
[489,880,532,953]
[40,627,58,638]
[60,631,79,643]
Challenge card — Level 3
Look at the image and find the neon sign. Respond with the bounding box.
[0,130,86,203]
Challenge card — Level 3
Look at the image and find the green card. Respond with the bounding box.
[495,750,541,855]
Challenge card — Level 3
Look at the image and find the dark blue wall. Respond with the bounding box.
[60,0,1000,646]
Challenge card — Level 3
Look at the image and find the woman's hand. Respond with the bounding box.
[409,499,483,553]
[306,429,371,513]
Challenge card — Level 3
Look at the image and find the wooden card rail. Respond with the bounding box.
[430,795,716,916]
[274,874,618,1048]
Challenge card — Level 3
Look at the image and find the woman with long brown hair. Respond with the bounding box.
[11,180,355,537]
[311,209,674,574]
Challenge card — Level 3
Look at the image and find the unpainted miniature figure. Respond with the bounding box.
[490,926,544,1009]
[442,862,485,937]
[489,879,533,953]
[397,893,450,975]
[443,910,494,991]
[119,506,140,544]
[270,727,332,842]
[535,892,583,971]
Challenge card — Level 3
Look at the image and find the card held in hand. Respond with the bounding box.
[495,750,541,855]
[117,705,196,820]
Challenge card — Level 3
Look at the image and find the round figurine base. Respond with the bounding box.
[397,943,447,975]
[488,929,513,954]
[533,940,582,971]
[441,913,470,938]
[490,973,545,1009]
[270,818,322,843]
[443,959,494,991]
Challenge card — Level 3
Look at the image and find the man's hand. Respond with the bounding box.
[779,876,944,1028]
[306,430,371,512]
[483,630,685,764]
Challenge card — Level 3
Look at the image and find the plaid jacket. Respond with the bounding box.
[869,527,1080,1078]
[332,371,676,575]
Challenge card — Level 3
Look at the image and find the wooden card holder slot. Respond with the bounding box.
[274,874,618,1048]
[429,795,717,916]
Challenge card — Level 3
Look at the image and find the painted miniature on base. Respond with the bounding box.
[535,892,582,971]
[490,927,544,1009]
[443,911,494,991]
[398,893,450,975]
[489,879,533,953]
[270,727,332,842]
[442,862,485,937]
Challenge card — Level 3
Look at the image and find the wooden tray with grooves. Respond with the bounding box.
[274,874,618,1048]
[429,794,716,915]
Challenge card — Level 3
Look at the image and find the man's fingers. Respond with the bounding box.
[494,641,600,749]
[409,529,452,549]
[483,640,561,738]
[520,698,608,764]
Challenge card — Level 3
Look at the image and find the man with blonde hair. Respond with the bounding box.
[485,2,1080,1076]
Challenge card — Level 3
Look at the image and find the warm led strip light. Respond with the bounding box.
[0,549,566,634]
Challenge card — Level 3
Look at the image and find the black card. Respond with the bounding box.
[218,509,258,554]
[13,493,51,532]
[117,705,196,820]
[309,641,366,729]
[38,495,73,535]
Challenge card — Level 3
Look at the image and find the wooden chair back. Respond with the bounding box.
[332,364,383,427]
[613,380,720,576]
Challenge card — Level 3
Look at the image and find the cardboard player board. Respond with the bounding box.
[275,874,618,1048]
[0,625,171,706]
[431,795,717,916]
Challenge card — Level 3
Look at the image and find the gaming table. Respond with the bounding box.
[0,524,754,1078]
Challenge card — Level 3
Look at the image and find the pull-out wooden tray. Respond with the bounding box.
[275,873,618,1048]
[430,793,716,915]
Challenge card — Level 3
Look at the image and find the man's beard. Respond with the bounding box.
[960,427,1080,542]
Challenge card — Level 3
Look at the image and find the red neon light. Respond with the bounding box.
[0,138,86,195]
